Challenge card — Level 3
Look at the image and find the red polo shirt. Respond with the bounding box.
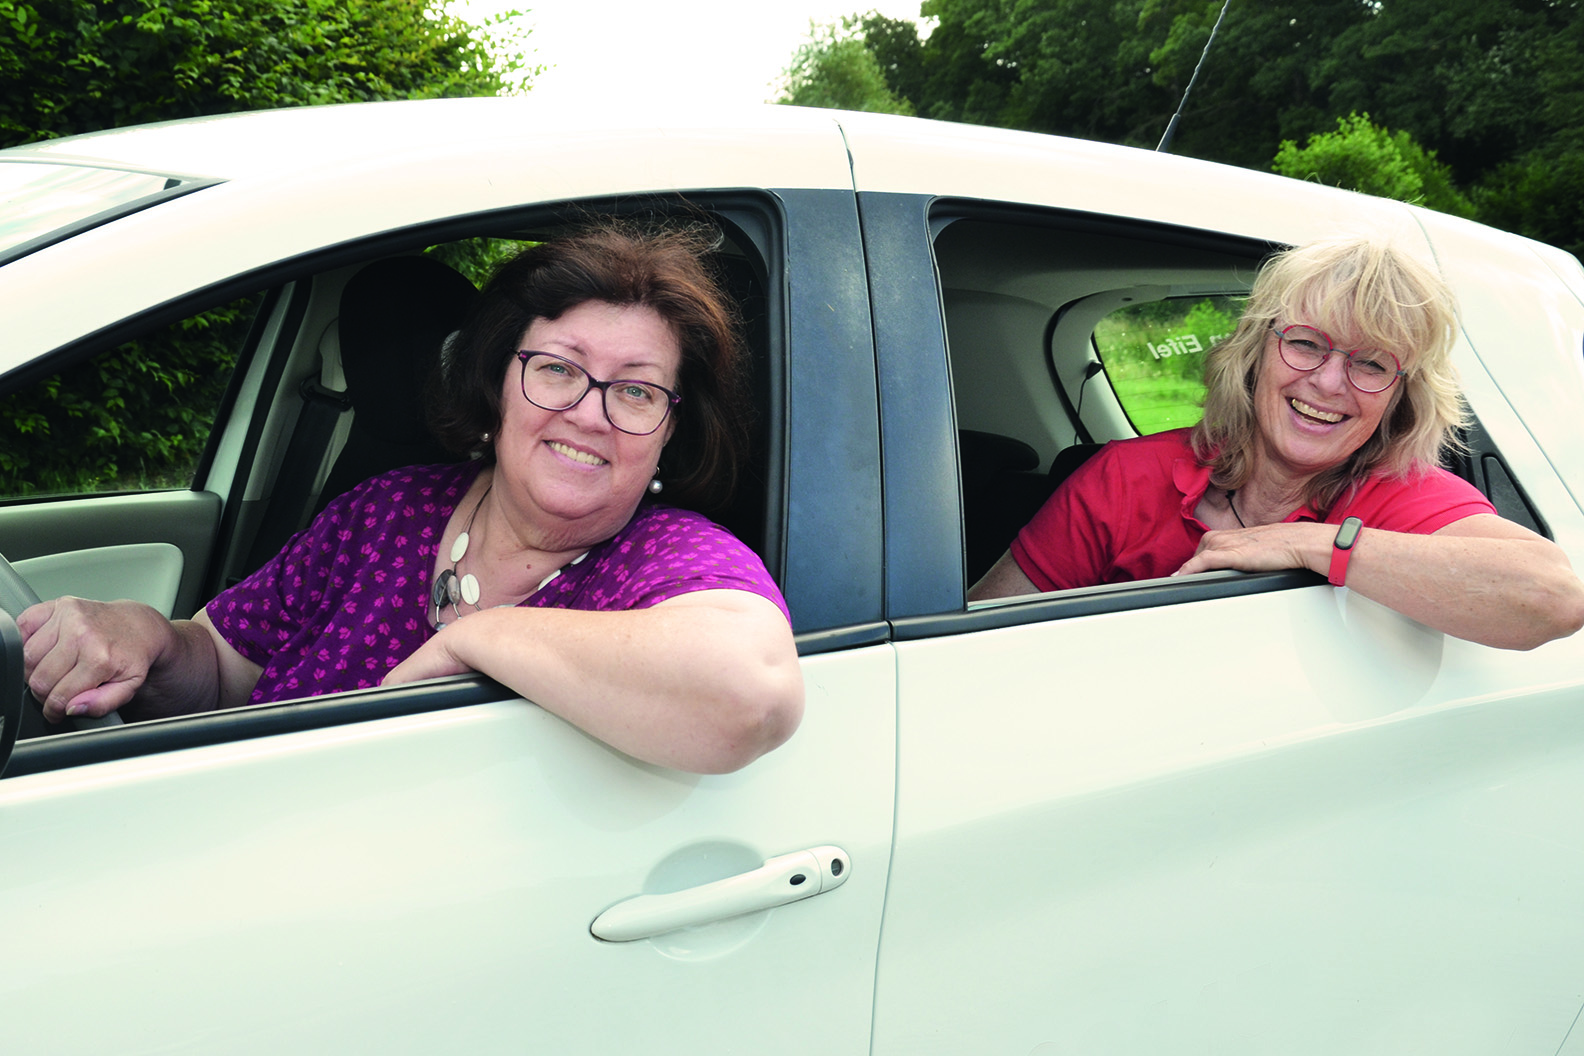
[1010,428,1497,592]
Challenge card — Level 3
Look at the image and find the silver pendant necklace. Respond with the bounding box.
[432,483,492,628]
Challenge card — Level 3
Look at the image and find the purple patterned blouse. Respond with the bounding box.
[207,462,791,706]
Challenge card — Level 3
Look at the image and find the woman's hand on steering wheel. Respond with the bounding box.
[18,597,171,724]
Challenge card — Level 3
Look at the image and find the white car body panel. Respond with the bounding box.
[873,188,1584,1048]
[882,610,1584,1052]
[3,100,1584,1052]
[837,109,1406,244]
[0,648,897,1053]
[1412,210,1584,509]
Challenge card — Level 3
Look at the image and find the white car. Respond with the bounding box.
[4,100,1584,1054]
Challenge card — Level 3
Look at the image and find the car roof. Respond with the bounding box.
[4,98,1573,272]
[4,99,1583,495]
[0,98,852,183]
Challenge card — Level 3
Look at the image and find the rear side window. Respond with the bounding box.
[1092,295,1239,433]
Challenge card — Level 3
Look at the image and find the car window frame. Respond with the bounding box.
[3,186,888,778]
[871,195,1548,641]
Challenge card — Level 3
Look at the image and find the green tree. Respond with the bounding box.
[1141,0,1351,165]
[1459,4,1584,254]
[866,0,1169,137]
[1316,0,1566,185]
[858,12,932,109]
[0,0,535,148]
[1474,153,1584,261]
[842,1,1581,179]
[792,1,1584,254]
[777,16,914,115]
[0,1,536,494]
[1273,112,1475,218]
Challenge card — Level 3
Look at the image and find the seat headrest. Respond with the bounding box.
[958,430,1040,474]
[338,256,478,446]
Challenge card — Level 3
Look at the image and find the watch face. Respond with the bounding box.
[1335,516,1364,550]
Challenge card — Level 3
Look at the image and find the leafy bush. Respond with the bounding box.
[1272,113,1476,218]
[1473,151,1584,260]
[0,296,257,496]
[1,0,532,148]
[423,237,536,289]
[776,17,915,115]
[0,2,535,497]
[1093,296,1240,434]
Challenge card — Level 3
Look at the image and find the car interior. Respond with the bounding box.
[938,214,1261,585]
[932,212,1548,591]
[0,197,1555,758]
[0,200,783,755]
[217,212,781,602]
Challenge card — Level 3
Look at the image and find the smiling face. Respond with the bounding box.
[493,299,681,549]
[1250,317,1405,493]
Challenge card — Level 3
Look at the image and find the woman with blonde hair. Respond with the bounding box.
[970,235,1584,650]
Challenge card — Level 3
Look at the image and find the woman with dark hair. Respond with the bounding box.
[970,234,1584,650]
[20,224,803,774]
[431,225,751,513]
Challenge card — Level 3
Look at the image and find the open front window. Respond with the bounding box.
[934,210,1543,608]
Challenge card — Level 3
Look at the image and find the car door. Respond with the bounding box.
[2,665,895,1053]
[0,117,899,1052]
[860,181,1584,1055]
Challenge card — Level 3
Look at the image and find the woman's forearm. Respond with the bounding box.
[1178,514,1584,650]
[383,590,804,773]
[115,617,228,721]
[1335,519,1584,649]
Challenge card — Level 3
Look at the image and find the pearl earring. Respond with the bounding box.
[480,431,492,444]
[648,478,663,495]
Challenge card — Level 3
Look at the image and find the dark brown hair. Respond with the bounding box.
[430,222,750,513]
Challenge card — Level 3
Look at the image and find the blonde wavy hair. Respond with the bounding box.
[1190,235,1468,514]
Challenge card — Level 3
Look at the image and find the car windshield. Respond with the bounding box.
[0,161,179,257]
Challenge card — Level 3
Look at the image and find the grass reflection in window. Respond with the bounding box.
[1093,295,1240,434]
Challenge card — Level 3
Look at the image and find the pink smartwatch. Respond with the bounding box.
[1328,516,1364,587]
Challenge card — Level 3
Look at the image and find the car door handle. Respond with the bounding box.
[590,845,850,942]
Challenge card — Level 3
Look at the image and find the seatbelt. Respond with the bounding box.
[241,324,353,573]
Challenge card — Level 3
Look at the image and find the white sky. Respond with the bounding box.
[452,0,928,106]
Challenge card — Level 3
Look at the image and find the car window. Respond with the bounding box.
[0,295,259,500]
[936,215,1261,587]
[422,236,537,286]
[4,200,789,770]
[1092,295,1239,434]
[934,211,1544,603]
[0,163,171,252]
[218,224,776,589]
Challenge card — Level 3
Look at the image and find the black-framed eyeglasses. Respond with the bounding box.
[517,351,681,436]
[1271,324,1406,394]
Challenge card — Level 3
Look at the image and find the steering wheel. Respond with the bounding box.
[0,551,124,737]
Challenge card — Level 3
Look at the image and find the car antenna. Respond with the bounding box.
[1156,0,1233,153]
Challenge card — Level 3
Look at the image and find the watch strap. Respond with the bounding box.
[1328,516,1364,587]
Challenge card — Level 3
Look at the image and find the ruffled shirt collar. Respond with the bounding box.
[1172,456,1320,527]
